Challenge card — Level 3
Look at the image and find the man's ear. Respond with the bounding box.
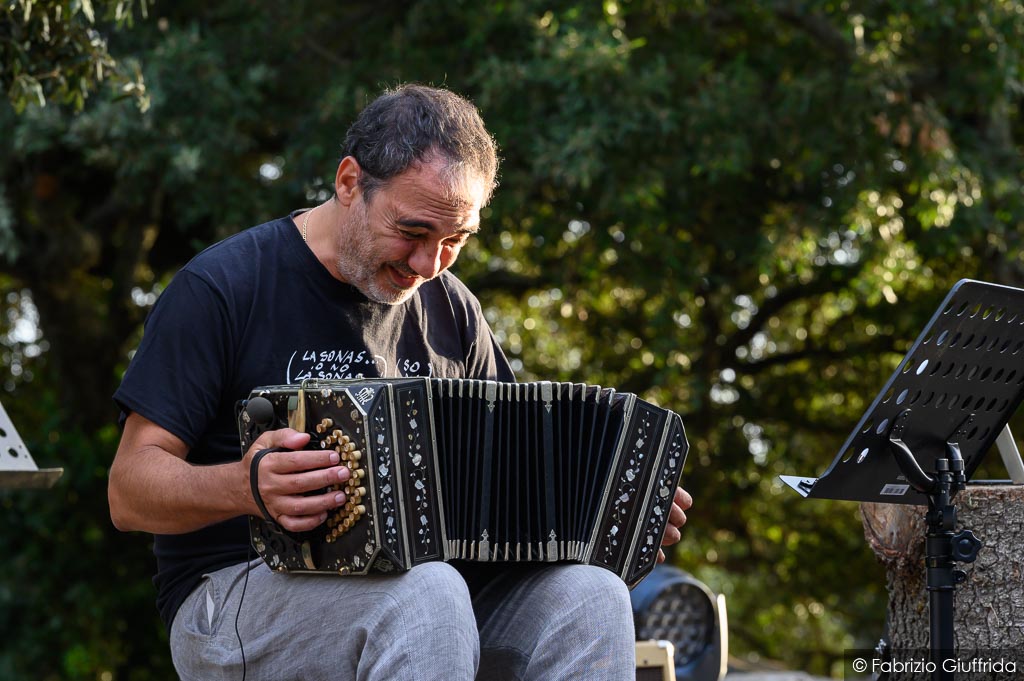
[335,156,362,207]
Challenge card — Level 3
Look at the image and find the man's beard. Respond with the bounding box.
[336,206,423,305]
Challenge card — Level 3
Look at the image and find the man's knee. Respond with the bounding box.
[395,561,475,624]
[481,564,634,643]
[362,562,479,679]
[543,565,633,624]
[478,565,634,680]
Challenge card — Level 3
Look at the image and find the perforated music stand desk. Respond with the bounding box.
[782,279,1024,505]
[0,400,62,489]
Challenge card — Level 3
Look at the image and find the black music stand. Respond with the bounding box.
[0,400,62,489]
[781,279,1024,681]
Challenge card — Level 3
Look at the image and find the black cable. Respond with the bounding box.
[234,397,268,681]
[235,541,254,681]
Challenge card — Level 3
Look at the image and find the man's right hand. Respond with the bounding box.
[243,428,352,533]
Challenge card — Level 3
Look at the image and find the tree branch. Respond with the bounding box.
[771,2,854,65]
[740,335,901,375]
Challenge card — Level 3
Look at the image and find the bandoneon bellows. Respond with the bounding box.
[238,378,688,586]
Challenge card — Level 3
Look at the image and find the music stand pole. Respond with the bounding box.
[890,410,981,681]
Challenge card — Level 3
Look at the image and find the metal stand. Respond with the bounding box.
[993,424,1024,484]
[0,399,62,489]
[890,410,982,680]
[780,278,1024,681]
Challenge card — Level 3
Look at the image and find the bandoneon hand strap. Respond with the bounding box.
[250,447,284,523]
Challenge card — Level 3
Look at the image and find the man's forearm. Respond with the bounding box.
[108,446,252,534]
[108,413,255,534]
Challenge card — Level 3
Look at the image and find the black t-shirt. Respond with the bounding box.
[114,214,514,627]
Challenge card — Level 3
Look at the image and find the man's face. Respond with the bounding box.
[338,159,484,305]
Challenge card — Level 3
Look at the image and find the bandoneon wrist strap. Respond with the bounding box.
[250,447,283,523]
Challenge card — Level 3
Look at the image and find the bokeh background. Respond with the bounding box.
[3,1,1024,678]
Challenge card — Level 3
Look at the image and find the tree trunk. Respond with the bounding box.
[861,485,1024,651]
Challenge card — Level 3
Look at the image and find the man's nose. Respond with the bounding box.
[408,240,445,280]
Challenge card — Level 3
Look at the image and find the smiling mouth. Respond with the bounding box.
[387,264,420,289]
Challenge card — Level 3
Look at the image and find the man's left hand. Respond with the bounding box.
[658,486,692,563]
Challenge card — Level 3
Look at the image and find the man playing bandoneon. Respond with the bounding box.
[108,83,693,681]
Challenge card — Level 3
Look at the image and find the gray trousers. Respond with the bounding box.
[170,559,636,681]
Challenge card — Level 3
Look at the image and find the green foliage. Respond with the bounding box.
[1,0,151,113]
[4,1,1024,677]
[0,395,169,680]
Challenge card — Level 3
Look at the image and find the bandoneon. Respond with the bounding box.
[238,378,688,586]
